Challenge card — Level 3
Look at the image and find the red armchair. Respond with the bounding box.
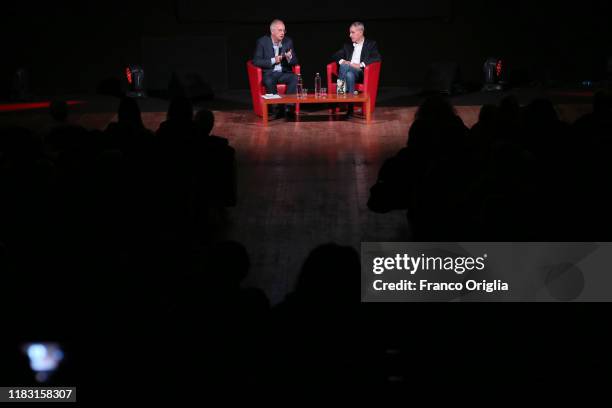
[247,60,301,117]
[326,61,381,113]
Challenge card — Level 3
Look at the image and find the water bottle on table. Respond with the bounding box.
[314,72,321,97]
[296,74,303,97]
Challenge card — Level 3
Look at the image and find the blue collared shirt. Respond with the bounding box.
[272,40,283,72]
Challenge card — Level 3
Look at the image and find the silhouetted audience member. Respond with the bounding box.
[467,103,498,165]
[496,94,522,141]
[188,240,270,314]
[103,96,153,151]
[156,96,196,144]
[369,96,470,240]
[44,100,89,154]
[571,89,612,238]
[271,243,361,386]
[50,100,69,123]
[574,89,612,144]
[289,243,360,310]
[194,108,215,137]
[152,105,237,239]
[160,241,269,395]
[193,109,237,211]
[477,103,498,126]
[367,92,611,241]
[0,126,56,245]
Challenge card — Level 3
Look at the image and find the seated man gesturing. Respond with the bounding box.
[253,19,299,117]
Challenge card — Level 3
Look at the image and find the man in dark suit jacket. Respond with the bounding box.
[253,19,298,115]
[332,22,381,95]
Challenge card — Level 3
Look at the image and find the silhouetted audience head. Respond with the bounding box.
[206,241,250,288]
[293,243,360,306]
[478,104,498,125]
[524,98,559,126]
[49,100,68,123]
[167,97,194,124]
[593,89,612,115]
[414,95,457,123]
[194,109,215,136]
[0,126,41,159]
[117,96,144,129]
[497,95,521,125]
[408,96,467,153]
[0,241,6,264]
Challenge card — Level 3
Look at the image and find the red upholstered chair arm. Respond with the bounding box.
[363,61,381,96]
[247,60,302,116]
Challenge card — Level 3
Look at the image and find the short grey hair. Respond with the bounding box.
[350,21,365,32]
[270,19,284,31]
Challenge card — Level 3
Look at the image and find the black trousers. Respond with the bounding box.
[262,71,298,95]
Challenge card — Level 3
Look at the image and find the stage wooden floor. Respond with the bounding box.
[2,105,592,303]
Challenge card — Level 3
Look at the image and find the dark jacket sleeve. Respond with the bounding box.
[364,40,382,66]
[253,37,273,69]
[332,45,348,64]
[284,38,298,66]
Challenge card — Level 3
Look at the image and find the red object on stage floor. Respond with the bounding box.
[246,61,301,117]
[327,61,381,113]
[0,100,84,113]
